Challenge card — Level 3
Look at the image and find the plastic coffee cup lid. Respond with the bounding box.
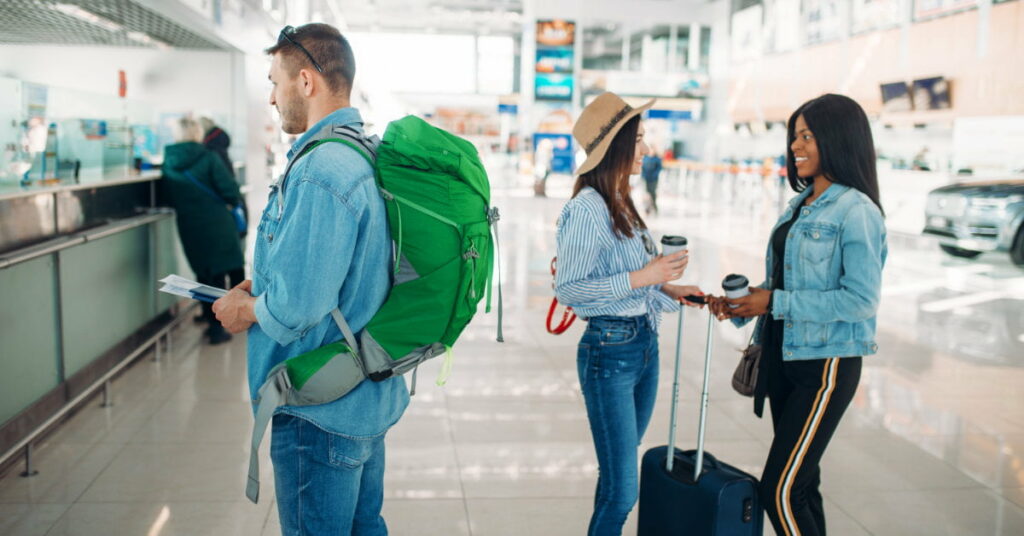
[660,235,688,246]
[722,274,749,291]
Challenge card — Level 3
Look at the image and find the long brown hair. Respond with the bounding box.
[572,116,646,238]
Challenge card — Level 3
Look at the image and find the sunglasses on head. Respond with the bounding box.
[278,26,324,74]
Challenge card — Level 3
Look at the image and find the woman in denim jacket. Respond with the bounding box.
[710,94,887,536]
[555,92,704,536]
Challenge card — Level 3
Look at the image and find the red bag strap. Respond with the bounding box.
[546,256,577,335]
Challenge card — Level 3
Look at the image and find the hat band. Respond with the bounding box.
[586,104,634,153]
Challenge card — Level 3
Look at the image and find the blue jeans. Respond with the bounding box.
[271,414,388,535]
[577,315,659,536]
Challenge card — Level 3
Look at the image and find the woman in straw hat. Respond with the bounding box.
[554,92,705,535]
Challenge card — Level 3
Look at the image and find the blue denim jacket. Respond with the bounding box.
[248,107,409,437]
[736,183,887,361]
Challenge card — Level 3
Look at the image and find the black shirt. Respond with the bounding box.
[754,205,803,417]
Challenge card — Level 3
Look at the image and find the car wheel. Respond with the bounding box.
[1011,225,1024,266]
[940,245,983,259]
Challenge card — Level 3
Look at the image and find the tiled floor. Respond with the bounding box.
[3,172,1024,535]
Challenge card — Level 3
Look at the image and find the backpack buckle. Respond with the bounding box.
[274,369,292,393]
[487,207,501,224]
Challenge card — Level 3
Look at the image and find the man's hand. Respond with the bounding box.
[724,287,772,318]
[212,279,258,334]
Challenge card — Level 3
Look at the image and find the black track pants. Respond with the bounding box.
[760,356,861,536]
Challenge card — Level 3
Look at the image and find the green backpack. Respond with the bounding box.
[246,115,503,503]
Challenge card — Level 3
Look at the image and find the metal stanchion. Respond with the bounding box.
[100,380,113,408]
[20,444,38,477]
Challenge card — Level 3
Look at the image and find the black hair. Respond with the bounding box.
[265,23,355,96]
[787,94,884,215]
[573,116,646,238]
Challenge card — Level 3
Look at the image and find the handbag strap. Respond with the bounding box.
[182,169,230,206]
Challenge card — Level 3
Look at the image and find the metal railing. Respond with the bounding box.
[0,209,197,477]
[0,300,197,477]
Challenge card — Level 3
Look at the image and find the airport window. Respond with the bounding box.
[628,30,644,70]
[582,22,624,70]
[672,25,691,72]
[347,32,477,94]
[477,36,515,95]
[700,25,712,68]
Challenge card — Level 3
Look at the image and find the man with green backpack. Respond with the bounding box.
[213,23,500,535]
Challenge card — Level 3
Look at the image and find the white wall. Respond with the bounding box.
[0,44,235,118]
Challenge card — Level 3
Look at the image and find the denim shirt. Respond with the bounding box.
[555,187,680,331]
[736,183,887,360]
[248,107,409,438]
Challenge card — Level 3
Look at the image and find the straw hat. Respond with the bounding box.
[573,92,655,176]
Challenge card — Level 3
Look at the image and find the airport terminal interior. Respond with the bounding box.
[1,0,1023,535]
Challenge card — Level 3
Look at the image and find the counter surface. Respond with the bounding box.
[0,171,162,202]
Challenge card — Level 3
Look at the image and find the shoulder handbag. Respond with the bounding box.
[183,170,247,233]
[731,333,761,397]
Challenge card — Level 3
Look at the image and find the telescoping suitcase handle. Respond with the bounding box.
[665,304,715,483]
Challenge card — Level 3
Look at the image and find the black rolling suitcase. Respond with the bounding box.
[638,306,763,535]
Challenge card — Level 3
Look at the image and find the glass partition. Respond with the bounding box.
[0,76,160,187]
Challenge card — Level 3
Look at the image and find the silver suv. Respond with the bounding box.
[923,179,1024,266]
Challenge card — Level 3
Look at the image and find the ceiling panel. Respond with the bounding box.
[328,0,524,35]
[0,0,227,49]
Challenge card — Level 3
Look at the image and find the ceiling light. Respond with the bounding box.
[126,31,170,50]
[52,3,124,33]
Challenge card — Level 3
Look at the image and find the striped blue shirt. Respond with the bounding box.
[555,186,680,331]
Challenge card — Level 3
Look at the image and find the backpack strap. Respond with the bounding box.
[330,308,363,362]
[486,207,505,343]
[245,308,366,504]
[245,366,291,503]
[273,122,380,214]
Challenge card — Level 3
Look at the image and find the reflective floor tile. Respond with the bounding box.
[828,488,1024,536]
[384,443,463,499]
[0,442,122,504]
[457,442,597,499]
[821,433,987,492]
[0,503,69,536]
[447,398,591,444]
[382,498,471,535]
[466,498,591,536]
[43,501,271,536]
[129,398,256,445]
[77,442,272,503]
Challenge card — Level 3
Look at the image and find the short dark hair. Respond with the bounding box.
[265,23,355,96]
[787,94,884,215]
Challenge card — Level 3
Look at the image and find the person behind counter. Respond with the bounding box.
[162,117,246,345]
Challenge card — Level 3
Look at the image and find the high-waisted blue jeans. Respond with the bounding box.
[577,315,659,536]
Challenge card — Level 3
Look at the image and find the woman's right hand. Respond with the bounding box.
[630,250,688,288]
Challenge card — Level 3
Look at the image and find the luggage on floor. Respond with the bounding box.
[638,307,763,535]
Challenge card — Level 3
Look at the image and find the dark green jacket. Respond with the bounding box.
[162,142,245,279]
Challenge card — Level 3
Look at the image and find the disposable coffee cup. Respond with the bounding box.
[722,274,750,309]
[660,235,688,257]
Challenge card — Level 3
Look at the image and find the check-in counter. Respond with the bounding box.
[0,172,186,464]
